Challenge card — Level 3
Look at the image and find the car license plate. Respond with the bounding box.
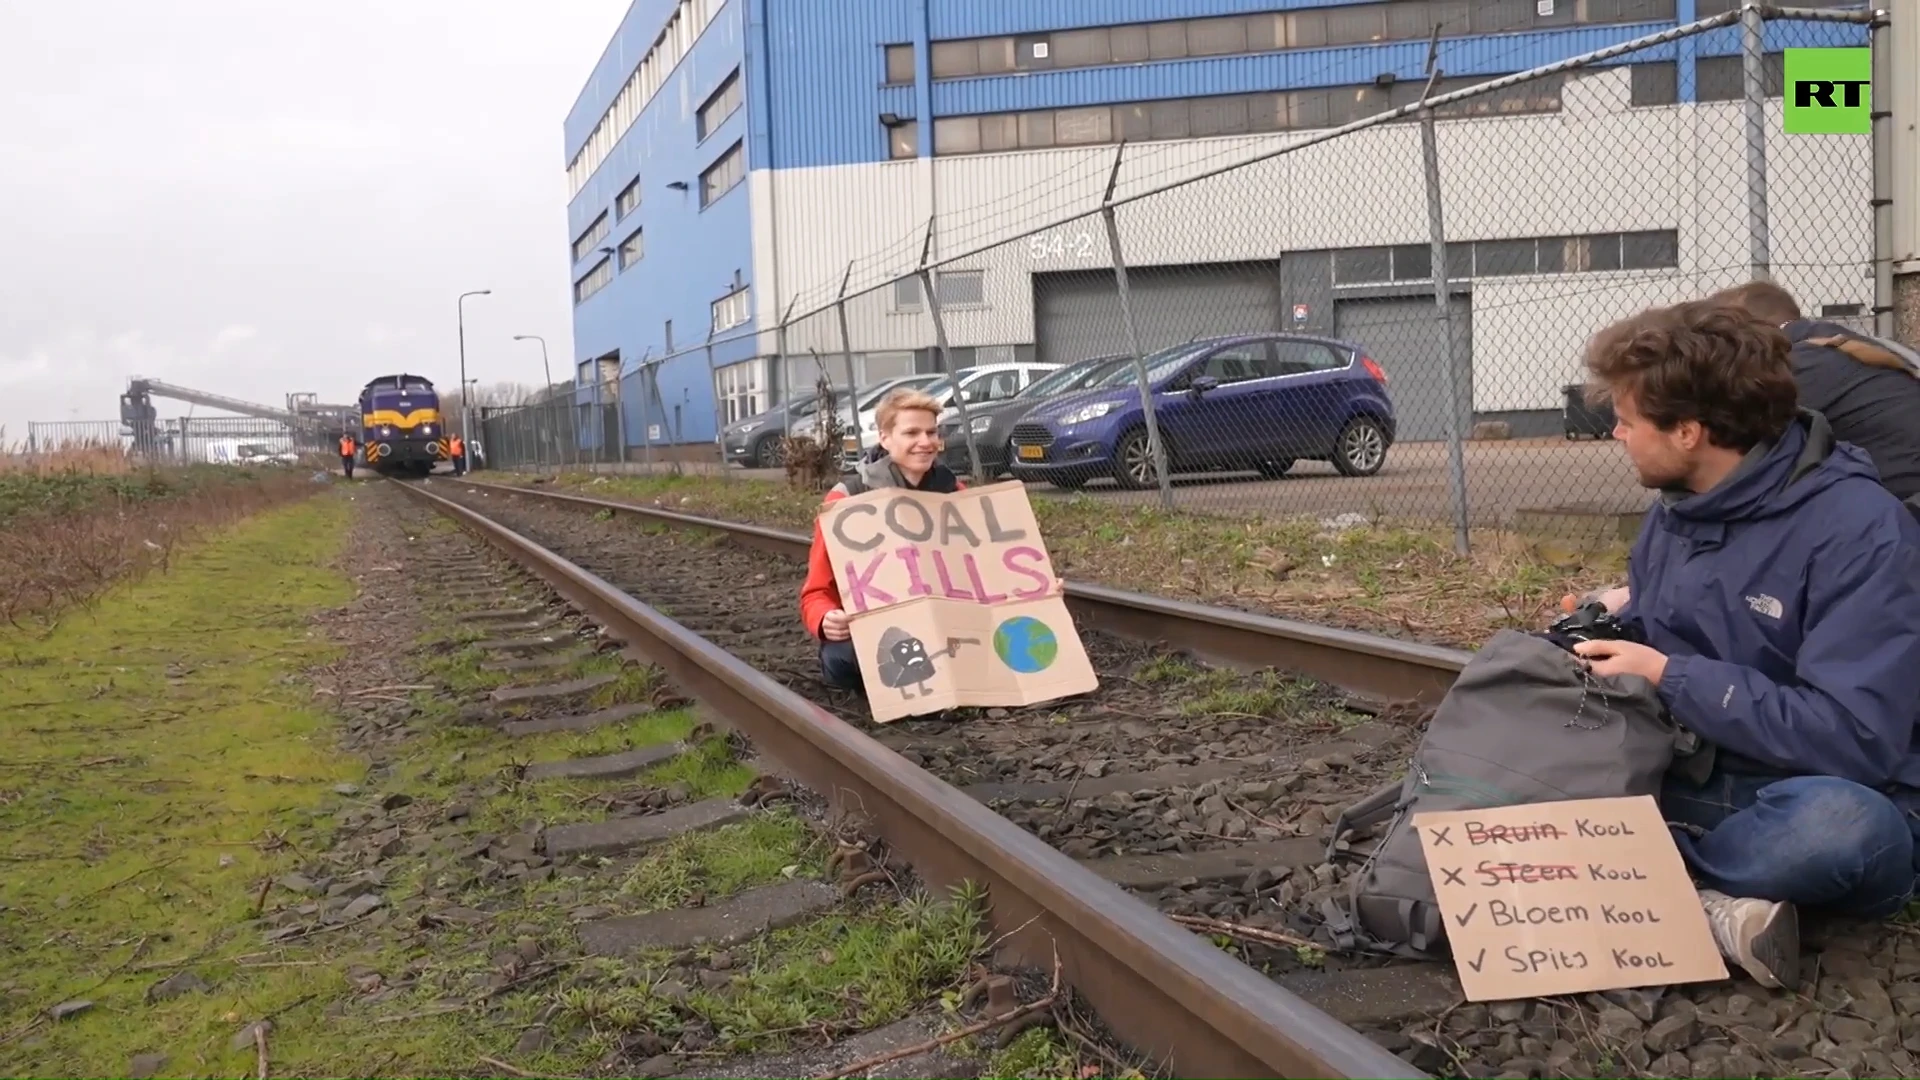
[1018,445,1044,460]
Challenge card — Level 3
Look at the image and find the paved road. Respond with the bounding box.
[1026,438,1654,526]
[556,438,1654,529]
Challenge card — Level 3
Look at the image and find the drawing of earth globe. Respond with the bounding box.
[993,616,1059,674]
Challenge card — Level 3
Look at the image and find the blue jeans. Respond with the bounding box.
[1661,768,1919,918]
[820,639,862,690]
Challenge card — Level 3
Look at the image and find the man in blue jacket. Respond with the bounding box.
[1574,299,1920,992]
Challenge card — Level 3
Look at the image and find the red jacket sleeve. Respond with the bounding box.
[799,491,846,640]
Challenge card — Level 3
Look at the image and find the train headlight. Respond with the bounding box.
[381,426,393,436]
[421,424,433,436]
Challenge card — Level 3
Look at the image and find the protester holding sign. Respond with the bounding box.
[800,389,962,690]
[1574,300,1920,990]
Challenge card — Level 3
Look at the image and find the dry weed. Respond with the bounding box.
[0,468,316,628]
[0,432,137,477]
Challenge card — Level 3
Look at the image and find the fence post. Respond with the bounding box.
[1098,142,1173,511]
[775,296,799,447]
[1872,10,1896,339]
[1741,5,1772,282]
[920,267,987,485]
[613,368,629,468]
[835,262,864,462]
[706,341,729,481]
[1419,61,1474,557]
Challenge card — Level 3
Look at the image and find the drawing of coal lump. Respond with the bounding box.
[874,628,979,699]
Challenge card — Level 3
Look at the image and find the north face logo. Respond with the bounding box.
[1746,594,1784,620]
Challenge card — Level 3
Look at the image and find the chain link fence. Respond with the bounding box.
[49,7,1873,550]
[16,417,320,466]
[761,5,1880,553]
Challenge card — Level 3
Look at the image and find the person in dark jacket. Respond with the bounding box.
[1576,299,1920,992]
[1708,281,1920,508]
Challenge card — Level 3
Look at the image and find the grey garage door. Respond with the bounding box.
[1334,296,1472,444]
[1033,263,1284,366]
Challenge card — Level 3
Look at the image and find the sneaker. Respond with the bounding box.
[1698,888,1799,989]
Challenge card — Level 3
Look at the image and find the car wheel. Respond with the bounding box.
[751,435,782,469]
[1112,429,1164,490]
[1332,417,1388,477]
[1255,457,1294,479]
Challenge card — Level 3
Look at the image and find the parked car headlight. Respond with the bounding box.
[735,421,762,435]
[1060,402,1116,425]
[969,416,994,434]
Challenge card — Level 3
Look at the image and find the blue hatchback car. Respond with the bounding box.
[1007,333,1396,490]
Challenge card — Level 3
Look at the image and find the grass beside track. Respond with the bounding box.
[0,494,361,1074]
[0,488,1065,1076]
[487,470,1626,647]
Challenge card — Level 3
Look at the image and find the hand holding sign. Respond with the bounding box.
[819,481,1098,721]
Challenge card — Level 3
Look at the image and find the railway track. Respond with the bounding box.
[415,478,1920,1080]
[398,479,1421,1079]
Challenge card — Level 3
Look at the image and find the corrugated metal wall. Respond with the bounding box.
[762,0,917,170]
[929,28,1665,115]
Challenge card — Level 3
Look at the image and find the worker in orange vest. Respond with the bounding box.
[338,433,356,479]
[449,434,466,476]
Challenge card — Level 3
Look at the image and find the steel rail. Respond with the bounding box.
[398,480,1421,1079]
[448,478,1473,705]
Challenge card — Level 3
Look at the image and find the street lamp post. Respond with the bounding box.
[513,334,554,473]
[457,289,491,464]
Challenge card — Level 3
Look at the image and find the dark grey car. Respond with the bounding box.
[721,393,820,469]
[939,355,1131,477]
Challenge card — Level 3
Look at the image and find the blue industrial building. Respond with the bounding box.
[563,0,1866,455]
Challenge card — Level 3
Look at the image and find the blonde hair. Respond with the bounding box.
[876,388,942,434]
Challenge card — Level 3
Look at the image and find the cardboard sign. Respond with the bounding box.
[819,480,1098,722]
[1412,795,1726,1001]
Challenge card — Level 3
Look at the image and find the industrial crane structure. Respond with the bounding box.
[119,377,357,456]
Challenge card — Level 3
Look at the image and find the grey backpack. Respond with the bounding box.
[1321,629,1685,959]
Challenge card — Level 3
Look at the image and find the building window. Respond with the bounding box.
[1332,230,1680,285]
[697,69,742,141]
[615,177,641,220]
[1630,62,1679,107]
[700,141,744,207]
[1333,248,1393,285]
[617,229,643,270]
[566,0,722,197]
[921,2,1676,84]
[573,258,612,305]
[1628,55,1787,108]
[884,44,914,85]
[1695,0,1852,13]
[716,360,764,424]
[1694,53,1787,102]
[712,286,750,332]
[892,270,986,311]
[931,73,1562,157]
[571,213,609,264]
[888,120,919,159]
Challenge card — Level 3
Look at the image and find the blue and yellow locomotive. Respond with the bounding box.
[358,373,448,476]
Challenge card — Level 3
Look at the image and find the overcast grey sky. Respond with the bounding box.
[0,0,625,440]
